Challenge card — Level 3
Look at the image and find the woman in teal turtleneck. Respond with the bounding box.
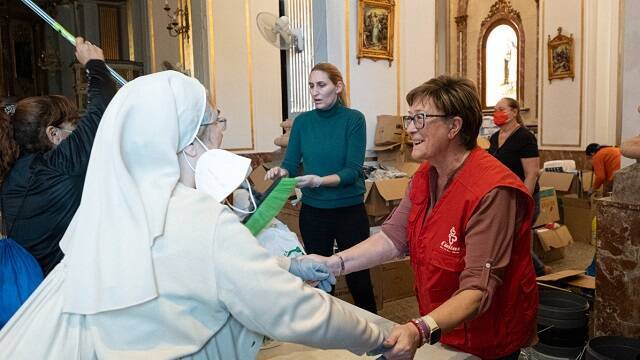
[265,63,377,314]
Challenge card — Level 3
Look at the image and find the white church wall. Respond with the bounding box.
[620,0,640,167]
[538,0,620,151]
[325,0,436,152]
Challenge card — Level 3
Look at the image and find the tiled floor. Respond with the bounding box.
[378,241,596,324]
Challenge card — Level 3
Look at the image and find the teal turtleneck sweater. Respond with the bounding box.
[281,101,366,209]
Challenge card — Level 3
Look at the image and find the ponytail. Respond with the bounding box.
[502,97,524,126]
[0,110,20,183]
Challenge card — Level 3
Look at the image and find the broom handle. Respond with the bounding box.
[20,0,128,86]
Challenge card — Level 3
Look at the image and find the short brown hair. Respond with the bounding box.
[406,76,482,150]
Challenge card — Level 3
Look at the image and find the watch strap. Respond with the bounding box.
[423,315,441,345]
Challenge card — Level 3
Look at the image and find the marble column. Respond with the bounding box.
[593,163,640,337]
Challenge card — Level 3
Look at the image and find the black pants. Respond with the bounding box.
[299,203,377,314]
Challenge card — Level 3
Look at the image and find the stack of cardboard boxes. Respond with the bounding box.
[365,115,419,222]
[533,170,596,262]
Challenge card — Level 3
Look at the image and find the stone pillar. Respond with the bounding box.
[593,163,640,337]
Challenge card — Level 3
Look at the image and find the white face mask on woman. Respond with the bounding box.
[183,137,256,214]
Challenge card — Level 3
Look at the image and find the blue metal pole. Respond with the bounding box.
[20,0,128,86]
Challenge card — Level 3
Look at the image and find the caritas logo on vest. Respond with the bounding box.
[440,226,462,254]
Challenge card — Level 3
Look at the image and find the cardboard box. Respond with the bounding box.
[581,171,593,192]
[334,257,415,310]
[370,143,416,165]
[374,115,404,145]
[533,187,561,228]
[334,265,384,310]
[248,164,273,193]
[533,224,573,262]
[364,177,410,217]
[380,257,415,302]
[539,170,593,197]
[560,194,594,244]
[537,269,595,290]
[539,171,580,196]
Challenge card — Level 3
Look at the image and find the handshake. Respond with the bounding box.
[288,256,422,360]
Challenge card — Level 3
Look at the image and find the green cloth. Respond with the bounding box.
[281,102,366,209]
[245,178,297,236]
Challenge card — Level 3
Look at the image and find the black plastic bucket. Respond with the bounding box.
[536,289,590,356]
[584,336,640,360]
[538,289,590,327]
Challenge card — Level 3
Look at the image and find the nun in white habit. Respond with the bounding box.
[0,71,385,359]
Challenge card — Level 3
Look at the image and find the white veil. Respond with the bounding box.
[60,71,206,314]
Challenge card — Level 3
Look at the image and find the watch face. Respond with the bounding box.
[429,328,442,345]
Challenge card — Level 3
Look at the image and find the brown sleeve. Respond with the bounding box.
[380,181,413,253]
[454,186,529,315]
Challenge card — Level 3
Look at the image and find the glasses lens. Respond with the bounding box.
[201,106,216,126]
[402,115,412,129]
[414,113,426,129]
[217,116,227,131]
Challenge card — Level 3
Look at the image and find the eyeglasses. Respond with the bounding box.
[402,113,451,130]
[201,106,227,131]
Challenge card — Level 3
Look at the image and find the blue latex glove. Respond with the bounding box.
[289,257,336,292]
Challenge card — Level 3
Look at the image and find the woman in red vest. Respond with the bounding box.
[304,76,538,359]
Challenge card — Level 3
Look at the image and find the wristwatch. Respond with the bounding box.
[424,315,441,345]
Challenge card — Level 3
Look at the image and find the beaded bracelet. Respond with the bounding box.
[410,318,429,346]
[409,319,426,347]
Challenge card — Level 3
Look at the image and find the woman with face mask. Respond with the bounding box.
[0,38,116,276]
[0,70,386,359]
[265,63,377,314]
[488,97,549,276]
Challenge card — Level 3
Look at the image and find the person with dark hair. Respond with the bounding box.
[0,38,116,275]
[0,70,386,359]
[304,76,538,359]
[489,97,550,276]
[264,62,377,314]
[585,143,621,195]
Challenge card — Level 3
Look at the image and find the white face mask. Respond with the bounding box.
[183,137,256,214]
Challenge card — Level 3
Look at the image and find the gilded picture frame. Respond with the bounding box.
[547,27,575,82]
[357,0,395,66]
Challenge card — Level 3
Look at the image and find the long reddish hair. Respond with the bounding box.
[0,96,78,183]
[310,63,349,107]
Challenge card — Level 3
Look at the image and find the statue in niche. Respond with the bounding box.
[503,48,511,85]
[502,40,516,87]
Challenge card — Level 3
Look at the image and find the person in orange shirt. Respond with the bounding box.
[585,143,621,195]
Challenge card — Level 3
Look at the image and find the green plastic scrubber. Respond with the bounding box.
[244,177,298,235]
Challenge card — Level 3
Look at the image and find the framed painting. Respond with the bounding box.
[357,0,395,66]
[547,27,575,82]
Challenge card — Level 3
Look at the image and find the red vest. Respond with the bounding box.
[407,147,538,358]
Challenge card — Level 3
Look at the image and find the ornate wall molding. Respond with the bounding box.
[454,14,467,30]
[480,0,522,29]
[453,0,469,76]
[454,14,468,76]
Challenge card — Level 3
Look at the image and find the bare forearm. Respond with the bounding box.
[524,175,537,195]
[329,232,402,275]
[320,174,341,187]
[426,289,483,333]
[621,136,640,159]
